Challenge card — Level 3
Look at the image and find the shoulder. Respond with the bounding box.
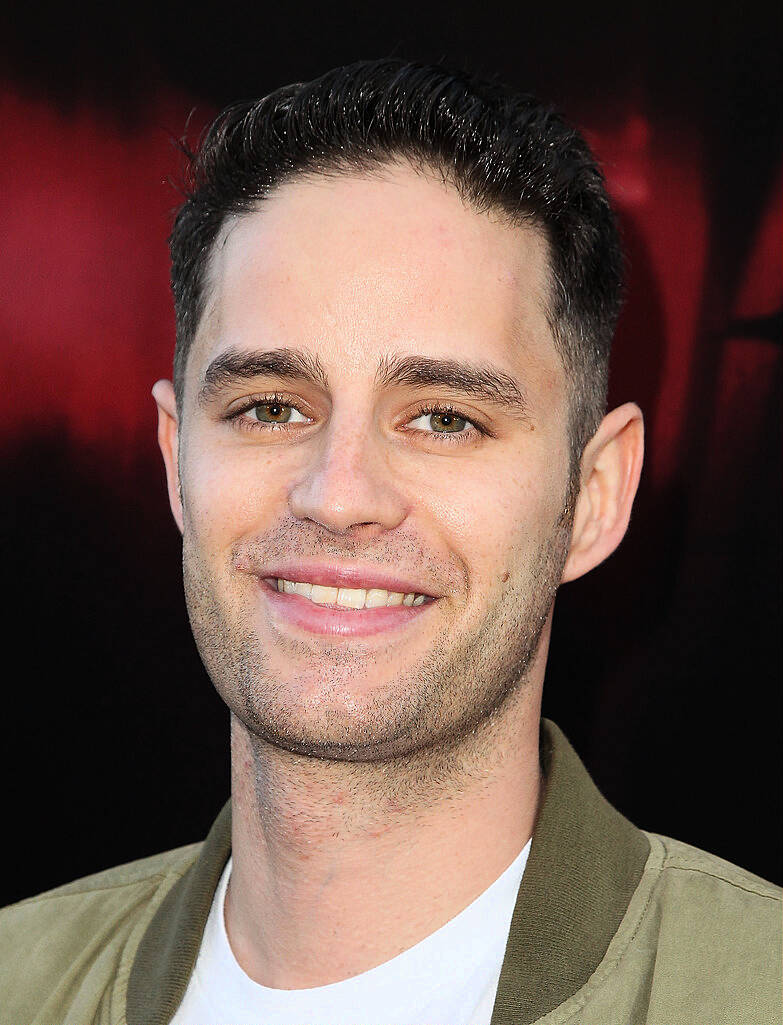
[5,841,203,908]
[0,842,202,1023]
[648,830,781,908]
[644,830,781,946]
[636,833,780,1019]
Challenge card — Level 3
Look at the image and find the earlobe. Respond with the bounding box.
[151,379,184,534]
[561,402,644,583]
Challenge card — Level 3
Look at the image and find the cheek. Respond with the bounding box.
[424,449,569,583]
[179,432,288,549]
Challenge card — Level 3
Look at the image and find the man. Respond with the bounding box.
[0,59,779,1025]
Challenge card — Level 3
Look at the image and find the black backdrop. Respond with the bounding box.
[1,1,780,906]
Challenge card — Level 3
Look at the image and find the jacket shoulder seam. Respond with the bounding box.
[7,861,195,909]
[662,862,781,900]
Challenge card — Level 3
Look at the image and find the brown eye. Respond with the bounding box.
[429,412,467,433]
[405,407,473,436]
[252,402,293,423]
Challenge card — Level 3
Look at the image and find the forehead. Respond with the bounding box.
[191,163,558,384]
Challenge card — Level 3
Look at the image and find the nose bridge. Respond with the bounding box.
[288,403,408,534]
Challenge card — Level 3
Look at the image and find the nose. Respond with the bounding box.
[288,414,409,536]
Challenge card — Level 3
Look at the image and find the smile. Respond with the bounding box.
[259,577,438,638]
[273,578,430,609]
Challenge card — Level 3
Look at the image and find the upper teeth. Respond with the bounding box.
[276,579,427,609]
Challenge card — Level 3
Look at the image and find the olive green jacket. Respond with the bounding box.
[1,721,780,1024]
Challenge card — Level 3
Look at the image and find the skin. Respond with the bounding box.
[153,162,644,988]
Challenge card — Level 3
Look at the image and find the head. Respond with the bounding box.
[154,60,643,766]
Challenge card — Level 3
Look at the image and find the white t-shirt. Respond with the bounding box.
[171,840,530,1025]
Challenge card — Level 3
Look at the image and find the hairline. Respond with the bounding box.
[175,156,599,478]
[177,157,573,394]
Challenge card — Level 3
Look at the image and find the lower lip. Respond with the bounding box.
[258,579,436,637]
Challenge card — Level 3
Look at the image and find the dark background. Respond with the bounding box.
[1,2,780,905]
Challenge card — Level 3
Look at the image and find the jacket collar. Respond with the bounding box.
[490,720,650,1023]
[127,798,232,1024]
[127,720,649,1024]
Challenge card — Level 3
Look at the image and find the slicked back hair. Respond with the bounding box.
[170,59,624,467]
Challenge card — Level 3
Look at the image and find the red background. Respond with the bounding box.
[1,2,780,902]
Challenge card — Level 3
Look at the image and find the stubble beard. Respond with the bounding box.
[182,490,575,785]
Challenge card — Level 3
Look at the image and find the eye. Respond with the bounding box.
[405,403,479,444]
[411,410,467,434]
[241,400,310,426]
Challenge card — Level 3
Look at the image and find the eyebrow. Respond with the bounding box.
[199,346,528,421]
[375,352,529,421]
[199,347,329,406]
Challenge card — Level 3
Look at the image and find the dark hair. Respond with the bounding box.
[170,59,623,463]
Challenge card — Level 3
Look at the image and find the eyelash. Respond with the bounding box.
[225,393,485,445]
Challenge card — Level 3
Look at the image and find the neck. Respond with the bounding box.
[225,679,543,989]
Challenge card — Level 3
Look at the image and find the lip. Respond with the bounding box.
[255,562,440,598]
[258,577,437,638]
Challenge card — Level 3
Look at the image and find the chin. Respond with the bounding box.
[233,704,432,763]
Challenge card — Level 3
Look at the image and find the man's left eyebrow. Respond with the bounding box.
[375,353,530,421]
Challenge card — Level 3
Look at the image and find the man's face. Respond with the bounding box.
[174,163,574,761]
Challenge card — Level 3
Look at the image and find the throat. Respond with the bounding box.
[225,711,541,990]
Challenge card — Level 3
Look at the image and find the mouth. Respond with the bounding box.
[265,577,434,609]
[257,576,439,638]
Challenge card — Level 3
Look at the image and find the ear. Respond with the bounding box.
[561,402,644,583]
[152,379,184,534]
